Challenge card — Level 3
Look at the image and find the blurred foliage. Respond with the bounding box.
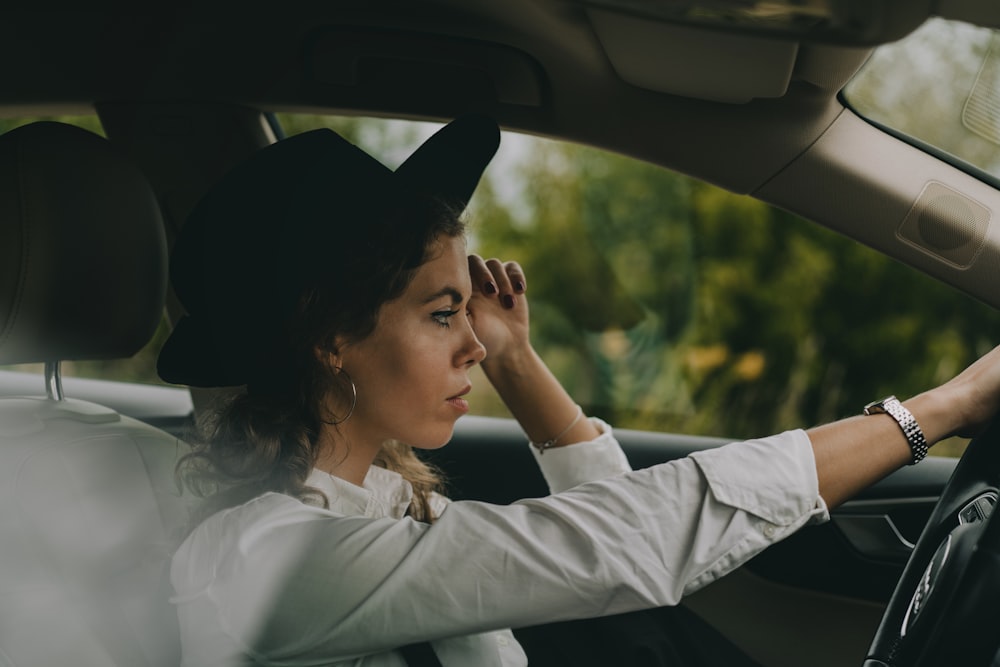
[470,139,1000,453]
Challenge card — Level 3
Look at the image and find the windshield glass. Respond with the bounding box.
[843,18,1000,182]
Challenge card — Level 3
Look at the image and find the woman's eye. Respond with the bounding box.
[432,309,459,327]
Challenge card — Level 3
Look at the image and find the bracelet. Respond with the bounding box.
[863,395,929,465]
[531,405,584,454]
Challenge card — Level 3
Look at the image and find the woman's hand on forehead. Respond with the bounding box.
[467,253,602,449]
[466,254,531,365]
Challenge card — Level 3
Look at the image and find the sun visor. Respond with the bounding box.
[586,8,798,103]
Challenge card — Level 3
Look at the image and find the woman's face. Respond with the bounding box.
[335,234,486,451]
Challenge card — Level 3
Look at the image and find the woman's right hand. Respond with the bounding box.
[930,343,1000,439]
[811,343,1000,508]
[465,253,601,447]
[466,254,532,370]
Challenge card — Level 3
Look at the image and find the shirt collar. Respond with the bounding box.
[305,465,414,520]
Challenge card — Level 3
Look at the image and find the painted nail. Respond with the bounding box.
[502,294,515,309]
[513,280,525,293]
[484,282,498,295]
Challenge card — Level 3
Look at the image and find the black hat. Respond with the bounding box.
[157,115,500,387]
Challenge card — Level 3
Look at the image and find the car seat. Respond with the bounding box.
[0,121,196,666]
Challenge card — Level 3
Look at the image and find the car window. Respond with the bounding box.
[843,17,1000,184]
[279,114,1000,457]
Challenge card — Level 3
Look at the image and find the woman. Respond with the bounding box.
[158,115,1000,666]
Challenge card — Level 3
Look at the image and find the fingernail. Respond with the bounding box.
[484,282,497,295]
[502,294,515,309]
[514,280,525,293]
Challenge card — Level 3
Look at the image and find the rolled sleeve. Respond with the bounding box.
[681,429,829,593]
[691,429,829,528]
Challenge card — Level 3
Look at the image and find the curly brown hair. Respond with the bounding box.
[177,196,466,525]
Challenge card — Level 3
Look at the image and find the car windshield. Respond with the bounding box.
[843,17,1000,184]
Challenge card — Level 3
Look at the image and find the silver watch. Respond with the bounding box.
[863,395,928,465]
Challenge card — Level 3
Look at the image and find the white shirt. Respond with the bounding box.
[171,421,828,666]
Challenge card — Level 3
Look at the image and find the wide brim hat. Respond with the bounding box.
[157,114,500,388]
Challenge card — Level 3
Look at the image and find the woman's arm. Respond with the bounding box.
[809,344,1000,508]
[177,429,822,661]
[467,254,600,448]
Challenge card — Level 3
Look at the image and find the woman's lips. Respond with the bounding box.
[447,386,472,413]
[447,396,470,412]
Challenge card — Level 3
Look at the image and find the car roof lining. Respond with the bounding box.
[758,110,1000,309]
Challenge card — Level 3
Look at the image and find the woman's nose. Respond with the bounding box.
[458,318,487,367]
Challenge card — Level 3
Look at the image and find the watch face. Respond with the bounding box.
[864,398,888,415]
[864,395,899,416]
[862,395,927,464]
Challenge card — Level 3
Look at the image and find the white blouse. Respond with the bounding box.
[171,420,828,666]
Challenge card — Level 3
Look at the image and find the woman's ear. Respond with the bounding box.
[314,337,349,370]
[313,344,340,370]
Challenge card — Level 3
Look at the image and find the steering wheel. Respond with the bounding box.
[864,416,1000,666]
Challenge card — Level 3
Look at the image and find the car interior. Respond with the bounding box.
[3,3,1000,666]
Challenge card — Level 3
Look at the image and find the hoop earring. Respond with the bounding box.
[327,367,357,425]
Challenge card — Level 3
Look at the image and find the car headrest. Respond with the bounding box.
[0,122,167,366]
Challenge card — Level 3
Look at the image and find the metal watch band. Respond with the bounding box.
[863,395,929,465]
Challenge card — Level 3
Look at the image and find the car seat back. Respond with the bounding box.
[0,121,196,666]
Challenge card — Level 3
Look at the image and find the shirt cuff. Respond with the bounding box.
[529,417,632,493]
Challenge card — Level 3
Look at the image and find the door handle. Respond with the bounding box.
[832,513,915,560]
